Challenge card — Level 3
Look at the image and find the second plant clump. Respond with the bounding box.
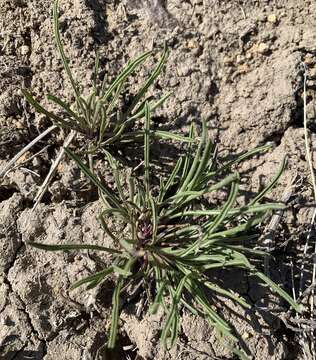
[31,104,301,358]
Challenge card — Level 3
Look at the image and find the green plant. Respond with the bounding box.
[30,103,300,358]
[22,0,178,150]
[1,0,189,207]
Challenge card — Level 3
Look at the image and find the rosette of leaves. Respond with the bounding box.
[5,0,190,207]
[22,0,176,150]
[30,104,300,358]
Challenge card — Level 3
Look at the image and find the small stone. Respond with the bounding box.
[14,120,24,129]
[309,67,316,79]
[223,56,233,65]
[20,45,30,55]
[238,64,249,74]
[57,163,65,173]
[257,42,270,54]
[304,54,315,65]
[187,39,199,49]
[187,39,202,56]
[168,77,179,87]
[16,152,29,165]
[236,55,244,64]
[267,14,277,24]
[177,62,192,77]
[242,331,252,339]
[32,156,41,168]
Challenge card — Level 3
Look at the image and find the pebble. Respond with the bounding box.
[17,152,30,164]
[14,120,24,129]
[187,39,199,49]
[223,56,234,65]
[257,42,270,54]
[187,39,202,56]
[267,14,277,24]
[242,331,251,339]
[32,157,41,168]
[236,55,244,64]
[309,67,316,79]
[57,163,65,173]
[177,62,192,77]
[237,64,250,74]
[168,77,179,87]
[20,45,30,55]
[304,54,315,65]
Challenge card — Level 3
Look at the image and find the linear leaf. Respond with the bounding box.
[127,43,169,115]
[254,270,301,312]
[107,277,123,348]
[53,0,83,111]
[249,156,287,205]
[108,258,135,348]
[47,94,81,122]
[144,102,151,198]
[204,180,239,234]
[64,148,125,213]
[161,274,188,347]
[170,203,286,219]
[218,144,272,173]
[22,89,62,123]
[70,266,114,290]
[102,51,152,101]
[29,242,120,254]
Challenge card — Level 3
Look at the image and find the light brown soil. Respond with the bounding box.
[1,1,316,359]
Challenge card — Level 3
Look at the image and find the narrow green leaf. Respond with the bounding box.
[202,215,264,248]
[183,276,235,339]
[178,121,206,193]
[187,119,214,190]
[64,148,125,213]
[53,0,83,110]
[144,102,150,199]
[103,150,125,201]
[102,51,152,101]
[118,129,193,143]
[22,89,62,123]
[128,176,135,203]
[152,130,193,143]
[127,43,169,115]
[170,203,286,219]
[70,266,114,290]
[180,123,195,185]
[203,281,250,309]
[249,156,287,205]
[161,274,189,348]
[150,279,167,314]
[162,173,239,208]
[29,242,121,254]
[253,270,301,312]
[107,277,123,349]
[204,180,239,234]
[113,265,132,277]
[158,157,183,203]
[149,194,158,242]
[107,258,135,348]
[94,50,100,91]
[47,94,81,123]
[125,92,172,124]
[218,144,272,173]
